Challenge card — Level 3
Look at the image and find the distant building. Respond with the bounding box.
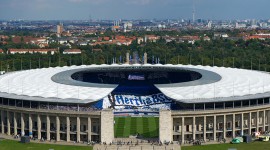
[57,23,64,37]
[144,35,160,42]
[112,21,120,32]
[214,33,229,39]
[207,21,212,29]
[124,22,132,32]
[235,22,247,29]
[63,49,81,54]
[8,49,58,55]
[137,37,144,44]
[0,49,4,54]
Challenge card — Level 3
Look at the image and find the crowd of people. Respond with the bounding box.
[39,104,100,112]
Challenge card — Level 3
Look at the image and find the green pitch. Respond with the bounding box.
[114,117,159,138]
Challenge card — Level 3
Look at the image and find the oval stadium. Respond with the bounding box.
[0,63,270,146]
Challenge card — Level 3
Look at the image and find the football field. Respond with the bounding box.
[114,117,159,138]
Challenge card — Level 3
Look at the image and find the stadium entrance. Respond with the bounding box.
[114,116,159,139]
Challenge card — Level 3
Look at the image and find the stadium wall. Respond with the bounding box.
[170,104,270,144]
[0,104,105,143]
[1,101,270,145]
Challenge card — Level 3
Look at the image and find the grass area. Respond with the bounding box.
[1,138,270,150]
[0,139,92,150]
[114,116,159,138]
[182,142,270,150]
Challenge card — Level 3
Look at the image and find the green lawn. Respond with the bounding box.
[1,138,270,150]
[0,139,92,150]
[114,116,159,138]
[182,142,270,150]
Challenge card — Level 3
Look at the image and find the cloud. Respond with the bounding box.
[68,0,108,4]
[125,0,153,5]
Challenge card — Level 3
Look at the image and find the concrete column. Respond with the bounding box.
[7,111,10,135]
[232,114,235,138]
[1,111,4,134]
[76,116,80,142]
[29,114,32,138]
[21,113,25,136]
[223,115,226,139]
[159,110,172,143]
[37,115,41,139]
[268,110,270,131]
[213,115,216,141]
[263,110,266,132]
[87,117,91,142]
[203,116,206,142]
[14,112,17,135]
[46,115,50,141]
[56,116,60,141]
[181,117,185,144]
[256,111,259,132]
[66,116,70,142]
[241,113,244,136]
[192,117,196,140]
[248,112,252,135]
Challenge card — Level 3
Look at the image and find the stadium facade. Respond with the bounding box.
[0,64,270,144]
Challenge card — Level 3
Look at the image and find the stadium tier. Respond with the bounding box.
[0,64,270,144]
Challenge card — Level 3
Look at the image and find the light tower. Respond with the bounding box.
[126,52,130,64]
[144,52,147,64]
[192,1,196,23]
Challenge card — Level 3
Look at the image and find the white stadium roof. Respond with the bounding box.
[0,64,270,104]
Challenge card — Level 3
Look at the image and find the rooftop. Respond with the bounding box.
[0,64,270,104]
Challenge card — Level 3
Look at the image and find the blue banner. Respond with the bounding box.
[102,93,172,109]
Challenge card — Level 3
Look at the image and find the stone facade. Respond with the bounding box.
[101,109,114,143]
[0,104,102,143]
[159,109,172,142]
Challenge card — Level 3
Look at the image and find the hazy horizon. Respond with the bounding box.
[0,0,269,20]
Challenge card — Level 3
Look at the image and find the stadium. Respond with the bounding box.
[1,60,270,145]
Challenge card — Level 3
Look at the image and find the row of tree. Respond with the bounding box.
[1,30,270,72]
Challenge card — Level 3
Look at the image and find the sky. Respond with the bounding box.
[0,0,269,20]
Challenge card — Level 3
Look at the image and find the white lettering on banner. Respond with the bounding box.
[113,93,172,107]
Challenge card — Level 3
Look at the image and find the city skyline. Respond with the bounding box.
[0,0,270,20]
